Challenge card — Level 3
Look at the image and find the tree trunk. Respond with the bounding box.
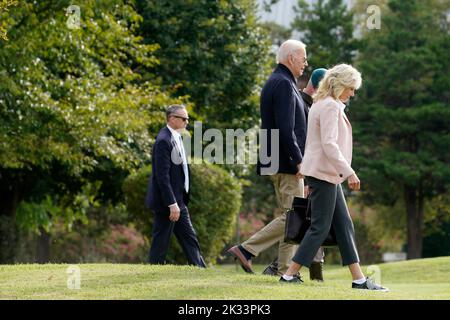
[0,182,21,263]
[404,186,424,259]
[36,227,50,263]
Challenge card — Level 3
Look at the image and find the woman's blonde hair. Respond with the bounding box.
[313,64,362,102]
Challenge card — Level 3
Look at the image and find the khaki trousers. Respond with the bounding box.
[242,173,304,274]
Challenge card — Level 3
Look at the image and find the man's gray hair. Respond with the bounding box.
[166,104,186,121]
[276,39,306,64]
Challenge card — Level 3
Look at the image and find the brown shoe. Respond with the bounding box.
[227,246,254,274]
[309,262,324,281]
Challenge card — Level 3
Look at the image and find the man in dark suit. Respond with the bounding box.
[227,40,316,279]
[145,104,206,268]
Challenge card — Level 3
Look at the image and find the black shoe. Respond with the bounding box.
[309,262,324,281]
[279,274,303,284]
[262,258,280,276]
[352,277,389,292]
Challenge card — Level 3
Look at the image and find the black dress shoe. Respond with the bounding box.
[352,277,389,292]
[309,262,324,281]
[279,274,303,284]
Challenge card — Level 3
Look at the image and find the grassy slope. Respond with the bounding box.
[0,257,449,300]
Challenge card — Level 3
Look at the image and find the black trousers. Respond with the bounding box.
[149,207,206,268]
[292,176,360,267]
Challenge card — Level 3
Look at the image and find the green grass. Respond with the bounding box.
[1,257,449,300]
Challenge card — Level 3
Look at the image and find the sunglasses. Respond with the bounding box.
[172,115,189,122]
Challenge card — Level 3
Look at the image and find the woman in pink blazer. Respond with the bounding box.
[279,64,388,291]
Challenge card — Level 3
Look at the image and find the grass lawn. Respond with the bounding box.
[0,256,449,300]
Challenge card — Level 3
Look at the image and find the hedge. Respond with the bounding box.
[123,162,242,265]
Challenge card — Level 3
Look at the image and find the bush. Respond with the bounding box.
[123,162,242,265]
[423,221,450,258]
[49,204,148,263]
[98,224,148,263]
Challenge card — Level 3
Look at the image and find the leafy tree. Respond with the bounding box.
[261,21,292,47]
[0,0,18,40]
[352,0,450,259]
[136,0,271,130]
[0,0,175,261]
[291,0,357,71]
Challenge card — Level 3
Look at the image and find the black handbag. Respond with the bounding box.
[284,196,337,247]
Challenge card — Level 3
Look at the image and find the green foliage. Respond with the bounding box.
[0,0,177,239]
[423,222,450,258]
[292,0,357,71]
[136,0,272,129]
[352,0,449,257]
[0,0,18,40]
[123,161,242,265]
[353,0,449,202]
[0,0,171,174]
[260,21,292,47]
[47,203,147,263]
[122,165,153,236]
[15,182,100,234]
[422,194,450,257]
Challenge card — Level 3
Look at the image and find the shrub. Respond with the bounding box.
[98,224,148,263]
[123,162,242,265]
[423,221,450,258]
[48,204,148,263]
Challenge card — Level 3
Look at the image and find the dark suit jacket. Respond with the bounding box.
[300,91,313,109]
[257,64,309,175]
[145,127,190,214]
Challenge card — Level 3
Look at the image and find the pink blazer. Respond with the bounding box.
[300,96,355,185]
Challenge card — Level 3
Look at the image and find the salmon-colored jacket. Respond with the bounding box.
[300,96,355,185]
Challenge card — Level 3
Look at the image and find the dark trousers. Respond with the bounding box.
[292,176,360,268]
[149,207,206,268]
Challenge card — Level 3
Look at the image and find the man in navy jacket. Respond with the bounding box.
[145,104,206,268]
[263,68,328,281]
[228,40,311,277]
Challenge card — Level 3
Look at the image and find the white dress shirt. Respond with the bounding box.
[167,125,189,205]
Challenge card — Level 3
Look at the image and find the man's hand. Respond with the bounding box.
[296,163,304,180]
[347,173,360,191]
[169,203,181,222]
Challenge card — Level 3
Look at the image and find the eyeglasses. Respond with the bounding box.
[291,53,307,64]
[172,115,189,122]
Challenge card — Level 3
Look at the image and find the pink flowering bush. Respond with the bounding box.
[99,224,148,263]
[238,212,266,240]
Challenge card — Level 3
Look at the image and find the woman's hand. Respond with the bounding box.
[347,173,360,191]
[304,185,311,198]
[296,163,304,180]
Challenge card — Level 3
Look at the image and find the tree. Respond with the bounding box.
[136,0,272,130]
[261,21,292,47]
[291,0,357,72]
[0,0,175,261]
[0,0,18,40]
[352,0,450,259]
